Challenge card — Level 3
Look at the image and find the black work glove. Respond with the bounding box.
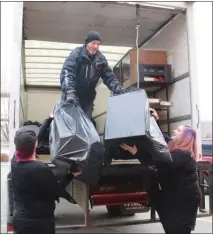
[126,86,141,92]
[113,85,127,95]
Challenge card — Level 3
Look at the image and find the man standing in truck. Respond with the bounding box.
[60,30,126,118]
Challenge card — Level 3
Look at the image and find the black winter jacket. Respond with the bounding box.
[153,120,200,199]
[146,120,201,231]
[60,45,123,106]
[153,150,201,232]
[11,156,72,227]
[155,150,200,198]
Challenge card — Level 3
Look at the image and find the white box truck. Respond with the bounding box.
[1,1,212,233]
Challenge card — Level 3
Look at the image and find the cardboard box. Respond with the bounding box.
[124,49,167,88]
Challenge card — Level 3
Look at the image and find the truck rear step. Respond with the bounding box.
[91,192,150,206]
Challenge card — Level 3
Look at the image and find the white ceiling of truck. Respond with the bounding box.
[23,1,183,88]
[24,40,131,87]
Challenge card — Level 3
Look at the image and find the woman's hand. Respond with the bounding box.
[120,144,138,155]
[71,171,82,177]
[150,108,159,121]
[49,106,56,118]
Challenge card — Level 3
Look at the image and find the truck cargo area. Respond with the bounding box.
[3,1,212,232]
[20,2,191,138]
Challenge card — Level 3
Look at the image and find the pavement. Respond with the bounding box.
[54,199,212,233]
[1,162,212,233]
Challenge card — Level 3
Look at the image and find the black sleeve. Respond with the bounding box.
[170,151,192,169]
[36,165,71,201]
[101,60,124,93]
[37,117,53,143]
[60,174,74,188]
[60,48,79,99]
[156,151,193,174]
[156,119,171,144]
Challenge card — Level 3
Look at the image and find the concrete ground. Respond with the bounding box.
[54,199,212,233]
[1,162,212,233]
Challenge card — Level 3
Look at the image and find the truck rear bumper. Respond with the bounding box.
[91,192,150,206]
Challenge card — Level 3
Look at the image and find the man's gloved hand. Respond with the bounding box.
[126,86,141,92]
[113,86,127,95]
[113,85,141,96]
[66,92,79,106]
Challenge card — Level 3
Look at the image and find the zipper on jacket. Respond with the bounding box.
[86,65,89,79]
[86,63,92,80]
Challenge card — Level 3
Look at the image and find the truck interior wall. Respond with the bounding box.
[93,13,191,138]
[201,122,212,138]
[26,89,61,122]
[93,83,111,142]
[142,13,191,135]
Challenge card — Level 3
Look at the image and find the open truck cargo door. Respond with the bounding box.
[1,2,24,158]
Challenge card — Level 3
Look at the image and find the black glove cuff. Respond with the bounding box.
[113,85,125,94]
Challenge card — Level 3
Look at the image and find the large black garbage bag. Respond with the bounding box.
[146,116,172,163]
[36,141,50,154]
[74,142,105,186]
[104,89,172,164]
[49,101,101,167]
[36,123,51,155]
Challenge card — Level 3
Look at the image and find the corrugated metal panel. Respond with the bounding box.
[24,40,131,87]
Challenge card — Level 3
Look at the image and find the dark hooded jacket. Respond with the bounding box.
[60,45,124,107]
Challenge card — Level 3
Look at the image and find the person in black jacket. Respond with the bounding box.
[60,30,126,118]
[11,126,75,234]
[120,109,201,234]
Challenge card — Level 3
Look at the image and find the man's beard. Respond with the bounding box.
[88,50,97,55]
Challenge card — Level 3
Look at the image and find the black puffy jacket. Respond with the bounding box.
[60,45,124,106]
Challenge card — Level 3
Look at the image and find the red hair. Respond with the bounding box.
[168,125,199,161]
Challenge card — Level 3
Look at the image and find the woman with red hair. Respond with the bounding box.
[120,109,201,234]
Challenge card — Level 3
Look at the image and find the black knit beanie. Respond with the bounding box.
[85,31,101,44]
